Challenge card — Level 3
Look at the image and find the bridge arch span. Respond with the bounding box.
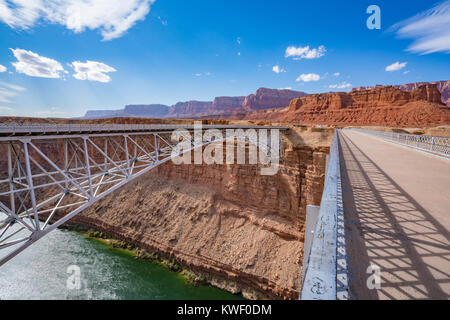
[0,124,287,265]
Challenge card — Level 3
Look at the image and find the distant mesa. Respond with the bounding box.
[83,109,124,119]
[124,104,170,118]
[81,88,308,119]
[242,88,308,111]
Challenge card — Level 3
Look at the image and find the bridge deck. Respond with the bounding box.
[339,129,450,300]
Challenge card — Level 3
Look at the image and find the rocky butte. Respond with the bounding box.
[244,84,450,127]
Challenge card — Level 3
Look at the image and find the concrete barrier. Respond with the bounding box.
[301,129,349,300]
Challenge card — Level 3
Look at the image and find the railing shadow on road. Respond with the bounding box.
[339,132,450,300]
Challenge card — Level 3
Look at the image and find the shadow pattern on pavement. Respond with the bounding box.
[339,131,450,300]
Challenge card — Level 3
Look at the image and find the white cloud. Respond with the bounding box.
[278,87,292,90]
[11,48,64,78]
[0,0,154,41]
[285,45,326,60]
[0,64,6,72]
[403,70,410,74]
[157,16,167,26]
[71,60,116,83]
[34,107,67,117]
[237,52,241,56]
[296,73,320,82]
[0,81,25,91]
[0,81,26,103]
[272,65,286,74]
[0,106,15,115]
[333,72,340,77]
[0,88,16,103]
[329,81,352,89]
[385,61,407,72]
[194,72,211,77]
[390,0,450,54]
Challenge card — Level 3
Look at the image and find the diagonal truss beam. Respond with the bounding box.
[0,127,284,266]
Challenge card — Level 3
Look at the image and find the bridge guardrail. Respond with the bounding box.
[0,123,289,135]
[301,129,348,300]
[352,129,449,160]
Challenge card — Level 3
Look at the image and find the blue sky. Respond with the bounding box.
[0,0,449,118]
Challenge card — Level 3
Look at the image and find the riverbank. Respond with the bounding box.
[62,223,259,299]
[0,224,243,300]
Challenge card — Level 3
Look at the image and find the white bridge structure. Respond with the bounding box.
[0,123,288,266]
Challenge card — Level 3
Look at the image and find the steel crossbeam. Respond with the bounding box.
[0,125,287,266]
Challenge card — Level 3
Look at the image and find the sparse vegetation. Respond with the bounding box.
[181,269,206,286]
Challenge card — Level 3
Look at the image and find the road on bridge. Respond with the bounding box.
[339,129,450,300]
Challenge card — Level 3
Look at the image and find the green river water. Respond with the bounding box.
[0,227,244,300]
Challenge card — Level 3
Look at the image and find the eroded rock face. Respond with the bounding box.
[353,80,450,107]
[245,84,450,127]
[242,88,308,111]
[212,96,246,112]
[168,101,213,117]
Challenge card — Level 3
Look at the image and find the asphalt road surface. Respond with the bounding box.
[339,129,450,300]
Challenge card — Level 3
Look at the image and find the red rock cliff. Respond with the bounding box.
[353,80,450,107]
[245,84,450,127]
[242,88,308,111]
[168,101,213,117]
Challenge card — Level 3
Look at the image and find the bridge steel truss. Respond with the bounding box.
[0,124,286,266]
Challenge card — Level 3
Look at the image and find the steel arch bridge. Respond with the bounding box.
[0,123,288,266]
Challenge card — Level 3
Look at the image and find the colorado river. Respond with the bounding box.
[0,227,243,300]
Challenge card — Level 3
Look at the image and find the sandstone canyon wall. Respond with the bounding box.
[244,84,450,127]
[212,96,246,112]
[353,80,450,107]
[168,101,213,117]
[242,88,308,111]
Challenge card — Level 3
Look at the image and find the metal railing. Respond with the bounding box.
[352,129,449,160]
[0,123,289,135]
[301,129,348,300]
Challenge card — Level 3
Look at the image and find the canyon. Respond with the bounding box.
[2,80,450,300]
[0,117,332,299]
